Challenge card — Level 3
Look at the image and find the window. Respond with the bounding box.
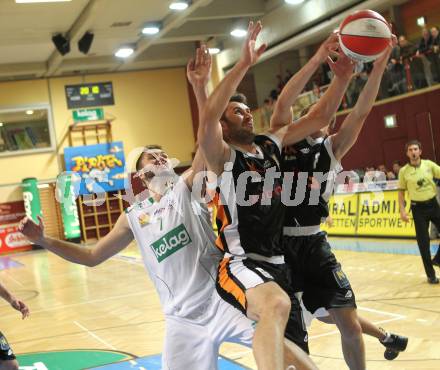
[0,104,55,157]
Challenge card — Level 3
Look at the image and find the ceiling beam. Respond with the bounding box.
[54,55,115,74]
[43,0,106,77]
[115,0,214,72]
[124,57,190,70]
[187,0,265,21]
[155,34,227,44]
[163,18,234,39]
[0,62,46,77]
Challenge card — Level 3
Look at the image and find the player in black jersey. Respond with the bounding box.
[274,37,407,368]
[199,21,352,370]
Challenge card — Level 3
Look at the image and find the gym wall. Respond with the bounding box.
[336,86,440,170]
[0,67,195,194]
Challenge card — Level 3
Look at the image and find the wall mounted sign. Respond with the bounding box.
[63,141,126,195]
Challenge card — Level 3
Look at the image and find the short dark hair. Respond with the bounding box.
[221,93,248,122]
[392,160,401,166]
[405,140,422,151]
[229,93,247,105]
[136,144,163,171]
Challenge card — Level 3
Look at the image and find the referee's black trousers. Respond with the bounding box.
[411,198,440,279]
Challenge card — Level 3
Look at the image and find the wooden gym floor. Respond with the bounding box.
[1,238,439,369]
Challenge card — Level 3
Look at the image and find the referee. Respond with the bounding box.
[398,140,440,284]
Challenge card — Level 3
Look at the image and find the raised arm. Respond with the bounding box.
[19,214,133,267]
[331,39,395,161]
[187,44,211,122]
[274,55,353,146]
[183,45,211,188]
[270,33,339,131]
[198,21,266,174]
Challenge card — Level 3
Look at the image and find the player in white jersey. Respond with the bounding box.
[19,146,255,370]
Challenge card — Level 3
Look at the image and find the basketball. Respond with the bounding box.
[339,10,391,62]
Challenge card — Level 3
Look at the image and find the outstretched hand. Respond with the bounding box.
[18,215,44,243]
[11,298,30,319]
[187,44,212,87]
[374,34,397,68]
[328,53,355,80]
[238,21,267,67]
[314,32,340,63]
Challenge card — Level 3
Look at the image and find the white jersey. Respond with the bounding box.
[126,179,221,321]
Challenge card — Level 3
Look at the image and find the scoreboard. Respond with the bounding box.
[65,81,114,109]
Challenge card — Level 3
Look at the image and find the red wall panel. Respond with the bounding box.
[338,87,440,171]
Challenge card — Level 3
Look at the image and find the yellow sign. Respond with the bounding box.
[323,190,416,237]
[322,193,358,235]
[356,191,415,237]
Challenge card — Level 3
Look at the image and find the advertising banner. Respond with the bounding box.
[22,177,42,222]
[0,201,32,254]
[322,193,358,236]
[63,141,126,195]
[56,174,81,240]
[356,191,415,237]
[323,190,416,237]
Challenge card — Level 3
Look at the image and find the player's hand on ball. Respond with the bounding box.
[328,53,355,81]
[19,215,44,243]
[315,32,340,63]
[11,297,30,319]
[374,34,396,68]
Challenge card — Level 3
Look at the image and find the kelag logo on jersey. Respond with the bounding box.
[151,224,191,262]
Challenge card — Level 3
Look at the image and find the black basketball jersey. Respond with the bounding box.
[282,136,341,228]
[215,134,285,257]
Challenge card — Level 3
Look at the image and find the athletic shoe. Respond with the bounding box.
[428,276,439,284]
[380,333,408,360]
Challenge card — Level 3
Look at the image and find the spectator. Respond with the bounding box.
[396,35,427,90]
[276,74,285,93]
[388,37,407,95]
[354,168,365,182]
[429,26,440,82]
[399,35,428,89]
[346,69,368,107]
[392,160,402,177]
[386,171,397,181]
[269,89,279,102]
[377,164,387,174]
[364,169,378,183]
[312,83,323,101]
[283,69,293,85]
[259,98,274,130]
[417,27,434,86]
